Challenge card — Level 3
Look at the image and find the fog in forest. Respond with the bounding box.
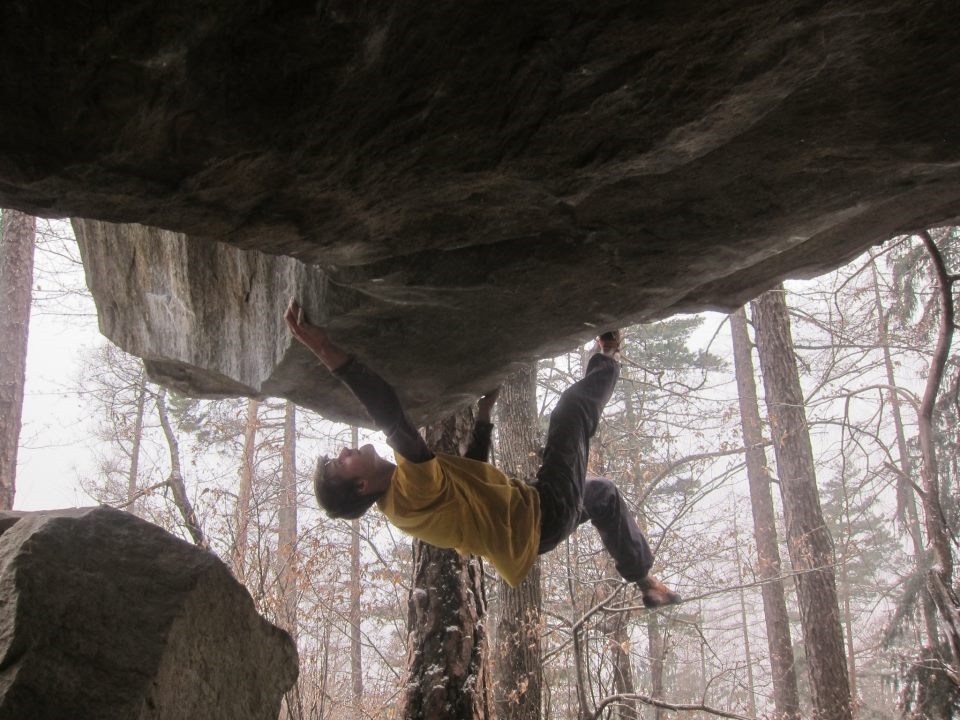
[7,218,960,719]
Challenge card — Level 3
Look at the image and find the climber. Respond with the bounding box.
[284,298,681,607]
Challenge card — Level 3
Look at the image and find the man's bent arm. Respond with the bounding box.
[285,298,432,463]
[334,359,434,463]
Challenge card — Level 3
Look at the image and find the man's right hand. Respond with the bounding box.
[284,298,350,371]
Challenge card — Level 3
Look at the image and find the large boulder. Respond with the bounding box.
[0,507,298,720]
[3,1,960,421]
[73,219,512,424]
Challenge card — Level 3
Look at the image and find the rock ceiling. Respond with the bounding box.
[2,1,959,423]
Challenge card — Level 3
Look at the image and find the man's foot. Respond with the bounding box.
[597,330,622,359]
[637,575,682,608]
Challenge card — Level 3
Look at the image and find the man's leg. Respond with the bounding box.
[580,477,654,581]
[579,477,682,607]
[535,350,620,554]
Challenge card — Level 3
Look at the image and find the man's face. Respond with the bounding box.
[326,444,381,488]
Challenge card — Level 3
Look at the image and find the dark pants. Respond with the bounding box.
[534,353,654,582]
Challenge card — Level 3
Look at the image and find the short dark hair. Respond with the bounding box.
[313,455,380,520]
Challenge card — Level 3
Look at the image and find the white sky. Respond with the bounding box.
[14,219,104,510]
[17,285,102,509]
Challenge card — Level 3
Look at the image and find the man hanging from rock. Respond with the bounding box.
[285,299,681,607]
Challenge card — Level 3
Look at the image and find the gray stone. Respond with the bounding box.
[2,1,960,422]
[0,507,298,720]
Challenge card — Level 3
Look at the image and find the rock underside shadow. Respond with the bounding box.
[1,1,959,422]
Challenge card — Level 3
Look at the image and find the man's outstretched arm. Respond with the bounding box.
[285,299,433,463]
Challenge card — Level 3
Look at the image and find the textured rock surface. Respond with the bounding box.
[4,1,960,421]
[0,507,298,720]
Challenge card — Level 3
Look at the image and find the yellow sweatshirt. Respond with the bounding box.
[377,452,541,587]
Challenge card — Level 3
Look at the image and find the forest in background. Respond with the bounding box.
[1,215,959,719]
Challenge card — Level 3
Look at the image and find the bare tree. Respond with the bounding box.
[752,285,852,720]
[605,599,639,720]
[647,613,669,720]
[126,370,148,510]
[732,514,757,719]
[156,387,206,548]
[232,398,260,577]
[277,400,301,720]
[349,426,364,705]
[868,249,942,654]
[277,401,298,627]
[0,209,35,509]
[729,307,801,719]
[494,362,543,720]
[914,231,960,687]
[401,408,492,720]
[784,235,957,713]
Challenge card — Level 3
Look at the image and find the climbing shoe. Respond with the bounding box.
[597,330,623,358]
[637,575,682,608]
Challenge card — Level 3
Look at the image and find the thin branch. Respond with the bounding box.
[618,561,847,611]
[639,444,763,505]
[833,382,921,412]
[108,480,169,509]
[588,691,752,720]
[155,388,207,548]
[541,584,628,665]
[917,230,954,425]
[882,461,926,499]
[544,562,848,668]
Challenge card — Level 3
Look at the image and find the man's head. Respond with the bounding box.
[313,445,389,519]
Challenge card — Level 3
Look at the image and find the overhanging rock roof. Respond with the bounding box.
[2,1,959,423]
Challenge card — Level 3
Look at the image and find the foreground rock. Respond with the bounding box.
[0,507,298,720]
[3,2,960,420]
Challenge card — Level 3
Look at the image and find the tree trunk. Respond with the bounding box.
[647,615,667,720]
[733,514,757,719]
[350,427,364,704]
[0,209,35,510]
[729,307,802,719]
[868,253,941,652]
[839,560,856,699]
[278,401,301,720]
[277,401,298,631]
[156,387,206,548]
[126,369,148,511]
[612,363,640,720]
[401,408,492,720]
[232,398,260,577]
[317,616,333,720]
[493,362,543,720]
[914,232,960,686]
[607,597,639,720]
[350,516,363,702]
[751,287,852,720]
[572,576,590,720]
[698,601,707,699]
